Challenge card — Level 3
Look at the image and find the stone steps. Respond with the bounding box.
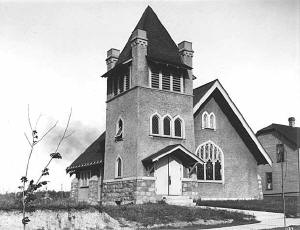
[162,195,196,206]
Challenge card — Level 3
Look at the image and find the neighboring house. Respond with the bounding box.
[257,117,300,196]
[66,6,272,205]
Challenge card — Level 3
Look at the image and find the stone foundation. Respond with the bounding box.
[182,180,201,200]
[70,178,79,201]
[102,177,156,205]
[70,176,100,204]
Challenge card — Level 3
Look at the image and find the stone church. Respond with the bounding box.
[66,6,272,205]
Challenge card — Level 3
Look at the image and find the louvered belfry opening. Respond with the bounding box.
[149,62,184,93]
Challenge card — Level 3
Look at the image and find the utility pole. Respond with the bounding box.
[281,160,286,228]
[277,143,286,228]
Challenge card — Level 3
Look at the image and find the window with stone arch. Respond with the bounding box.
[163,115,172,136]
[174,116,184,138]
[115,156,123,178]
[150,113,161,135]
[195,141,224,182]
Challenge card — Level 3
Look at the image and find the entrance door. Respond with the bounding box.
[155,156,182,195]
[169,157,182,195]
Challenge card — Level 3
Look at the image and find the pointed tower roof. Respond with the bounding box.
[116,6,186,68]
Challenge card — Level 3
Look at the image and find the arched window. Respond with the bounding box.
[202,112,209,129]
[163,116,171,136]
[115,157,122,178]
[152,115,160,135]
[174,117,183,137]
[115,118,123,141]
[195,141,224,182]
[210,113,216,129]
[202,111,216,130]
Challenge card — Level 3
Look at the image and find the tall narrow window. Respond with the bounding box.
[174,118,182,137]
[113,77,118,96]
[210,113,215,129]
[124,74,130,91]
[79,170,91,187]
[115,119,123,141]
[119,75,124,93]
[163,116,171,136]
[172,74,181,92]
[266,172,272,190]
[203,113,208,128]
[196,164,204,180]
[206,160,213,180]
[215,160,221,180]
[196,141,224,182]
[151,66,160,89]
[152,115,159,135]
[162,69,170,90]
[116,157,122,178]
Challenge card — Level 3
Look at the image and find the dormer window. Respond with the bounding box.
[115,118,123,141]
[149,64,183,93]
[202,111,216,130]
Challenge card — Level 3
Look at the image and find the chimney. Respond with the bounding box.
[288,117,295,127]
[106,48,120,71]
[130,29,148,87]
[178,41,194,68]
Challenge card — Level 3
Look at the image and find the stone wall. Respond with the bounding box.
[102,178,156,205]
[88,176,99,205]
[182,180,201,200]
[70,178,79,201]
[136,179,156,204]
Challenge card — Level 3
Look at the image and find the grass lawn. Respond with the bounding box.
[103,203,257,228]
[0,192,257,229]
[198,196,300,217]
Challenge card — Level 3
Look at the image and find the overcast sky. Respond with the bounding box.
[0,0,299,192]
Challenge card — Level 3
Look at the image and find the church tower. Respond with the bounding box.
[101,6,201,204]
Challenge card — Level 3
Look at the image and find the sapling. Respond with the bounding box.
[19,105,72,229]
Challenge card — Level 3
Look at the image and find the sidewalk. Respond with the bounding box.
[198,206,300,229]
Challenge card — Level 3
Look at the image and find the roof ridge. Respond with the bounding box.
[193,79,218,91]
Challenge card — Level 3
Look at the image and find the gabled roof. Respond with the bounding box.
[193,79,218,106]
[66,132,105,173]
[142,144,204,166]
[256,124,300,149]
[193,79,272,166]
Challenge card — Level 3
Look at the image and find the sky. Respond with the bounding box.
[0,0,299,193]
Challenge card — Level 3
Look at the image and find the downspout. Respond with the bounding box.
[298,148,300,195]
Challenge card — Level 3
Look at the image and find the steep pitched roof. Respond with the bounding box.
[193,79,272,166]
[193,79,218,106]
[66,132,105,173]
[117,6,186,68]
[256,124,300,149]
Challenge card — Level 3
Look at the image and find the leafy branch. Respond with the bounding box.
[20,106,72,229]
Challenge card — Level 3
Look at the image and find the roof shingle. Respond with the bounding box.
[117,6,186,68]
[66,132,105,172]
[257,124,300,149]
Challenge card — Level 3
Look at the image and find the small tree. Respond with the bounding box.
[19,105,72,229]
